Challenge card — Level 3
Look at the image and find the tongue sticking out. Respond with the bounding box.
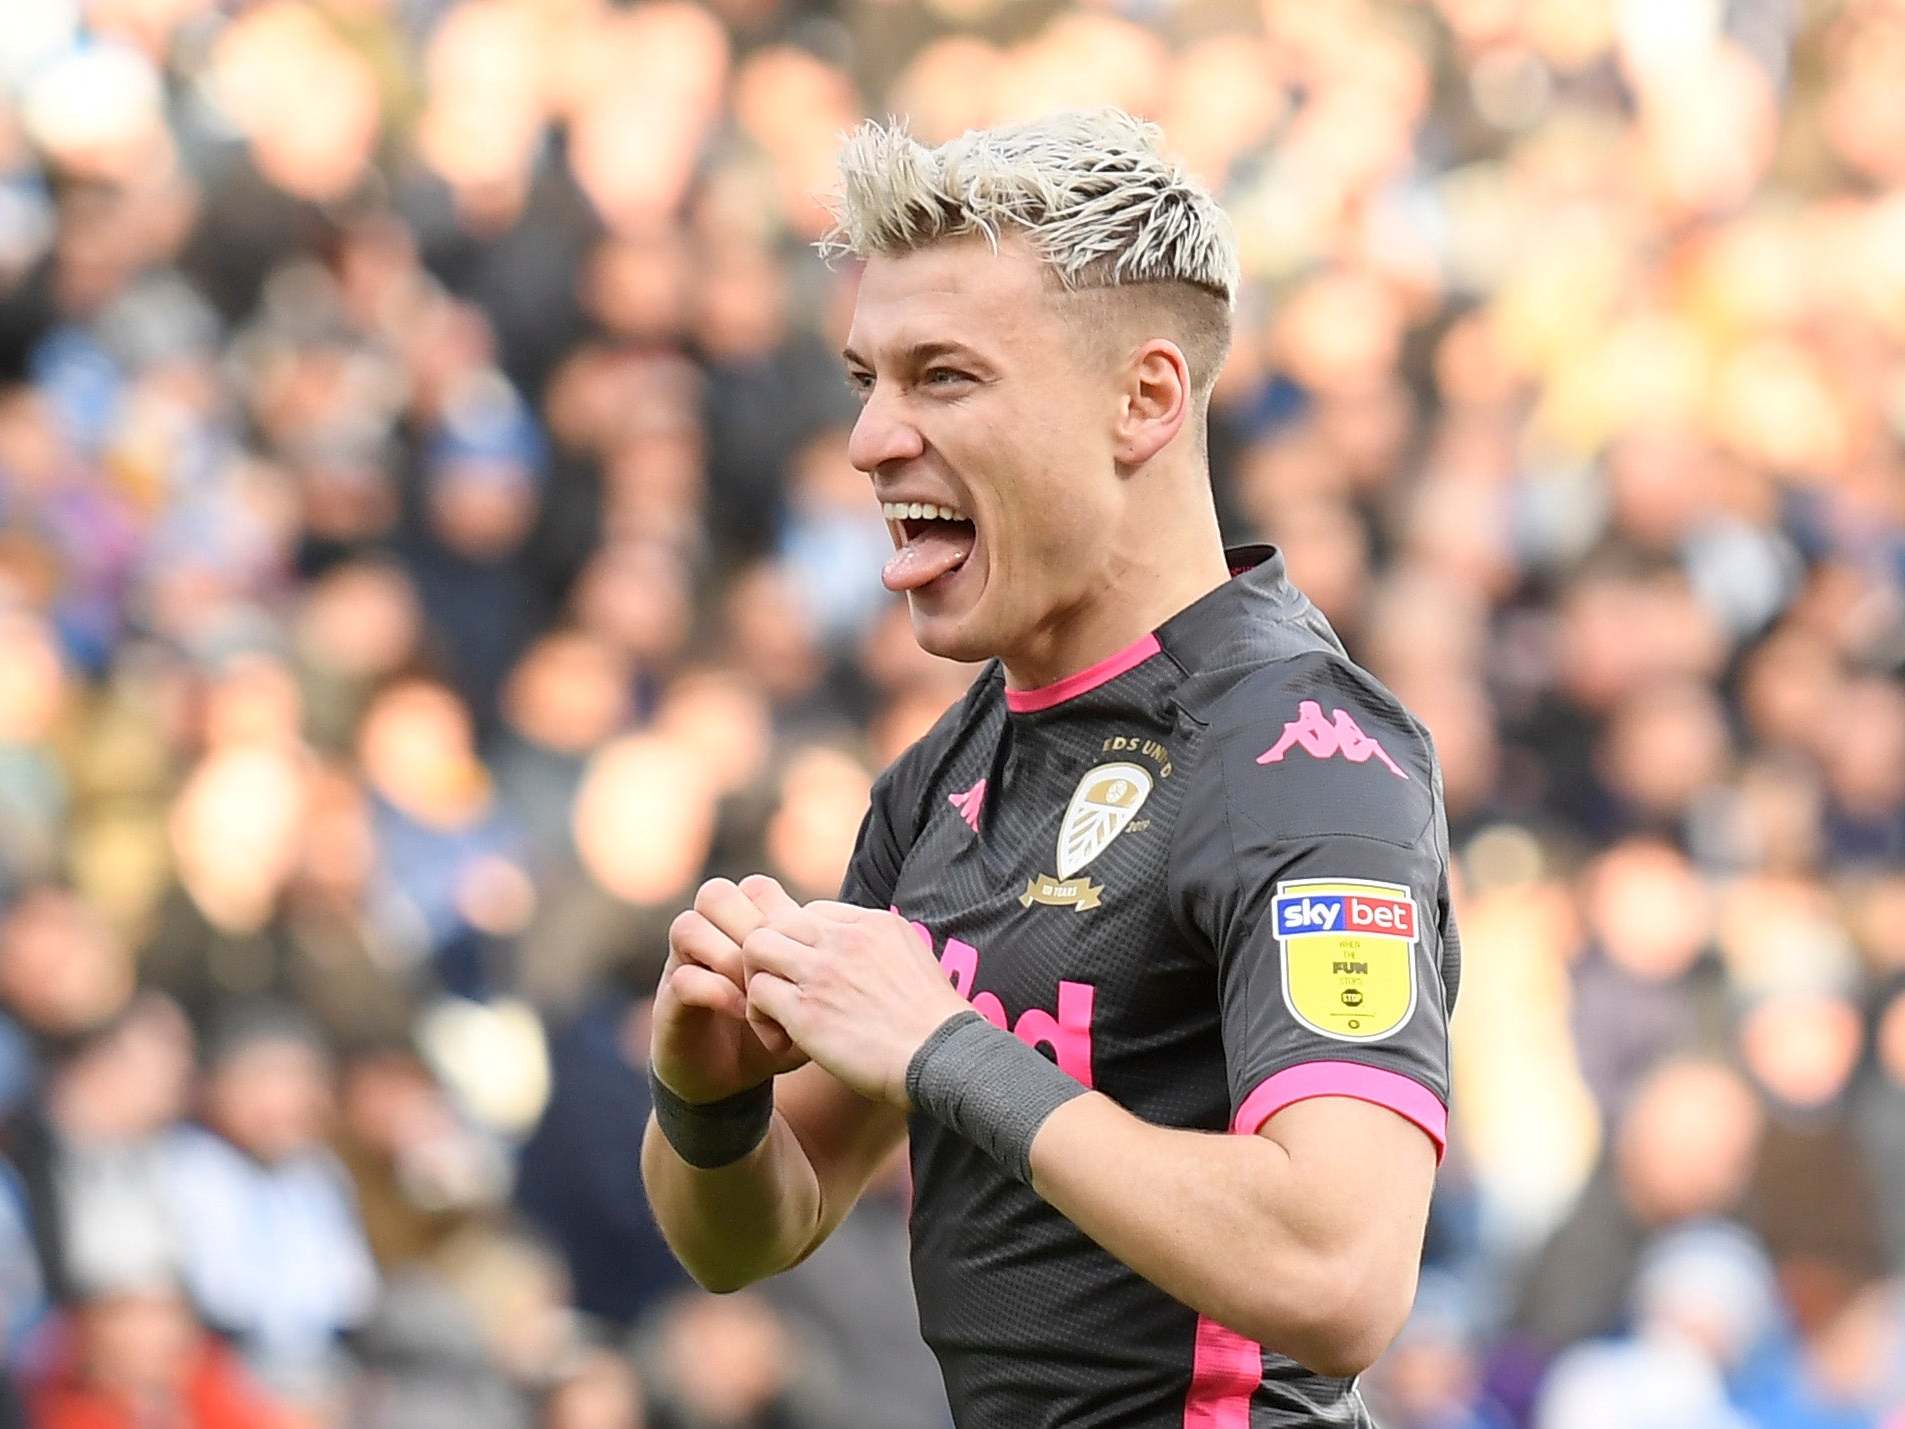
[883,522,976,593]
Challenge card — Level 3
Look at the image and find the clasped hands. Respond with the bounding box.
[663,874,972,1109]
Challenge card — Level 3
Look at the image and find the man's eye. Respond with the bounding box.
[924,368,972,387]
[845,371,874,399]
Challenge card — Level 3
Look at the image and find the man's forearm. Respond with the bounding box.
[1024,1092,1428,1376]
[640,1109,823,1293]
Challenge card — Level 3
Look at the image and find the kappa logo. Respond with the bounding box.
[1257,700,1408,780]
[1020,762,1153,912]
[948,778,986,833]
[1272,878,1420,1042]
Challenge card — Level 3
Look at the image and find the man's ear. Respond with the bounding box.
[1113,338,1190,467]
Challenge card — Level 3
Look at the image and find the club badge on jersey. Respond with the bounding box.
[1020,762,1154,912]
[1271,878,1420,1041]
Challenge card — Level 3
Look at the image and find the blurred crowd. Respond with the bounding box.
[0,0,1901,1425]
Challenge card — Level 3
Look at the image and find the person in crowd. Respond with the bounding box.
[1535,1221,1779,1429]
[23,1275,293,1429]
[1511,1058,1765,1355]
[163,1005,377,1411]
[516,987,689,1329]
[2,994,194,1308]
[1360,1272,1512,1429]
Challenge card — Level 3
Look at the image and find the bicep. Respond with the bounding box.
[774,1060,909,1260]
[1257,1096,1435,1310]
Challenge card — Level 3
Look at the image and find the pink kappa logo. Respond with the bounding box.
[948,778,986,832]
[1257,700,1409,780]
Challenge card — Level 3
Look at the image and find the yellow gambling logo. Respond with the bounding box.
[1271,878,1420,1043]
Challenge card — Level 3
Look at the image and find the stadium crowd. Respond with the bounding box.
[0,0,1902,1425]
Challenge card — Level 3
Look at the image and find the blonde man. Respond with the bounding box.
[643,110,1457,1428]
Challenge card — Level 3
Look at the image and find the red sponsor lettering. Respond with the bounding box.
[1342,894,1416,939]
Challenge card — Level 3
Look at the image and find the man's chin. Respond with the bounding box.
[907,596,992,666]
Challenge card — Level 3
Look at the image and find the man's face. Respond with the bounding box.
[207,1039,333,1163]
[844,237,1124,666]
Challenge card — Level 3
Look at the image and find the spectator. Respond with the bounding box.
[1534,1222,1778,1429]
[25,1279,293,1429]
[353,673,531,999]
[0,609,74,900]
[1855,977,1905,1275]
[515,992,688,1329]
[332,1042,507,1274]
[515,729,717,1015]
[540,1347,648,1429]
[401,371,555,732]
[1736,973,1886,1344]
[1732,1279,1905,1429]
[760,1152,954,1429]
[490,629,638,875]
[1511,1058,1764,1355]
[634,1290,841,1429]
[139,745,314,1036]
[347,1268,531,1429]
[1566,840,1729,1117]
[0,885,135,1117]
[2,993,193,1308]
[164,1005,377,1409]
[1361,1272,1511,1429]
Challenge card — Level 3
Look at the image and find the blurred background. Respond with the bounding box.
[0,0,1901,1425]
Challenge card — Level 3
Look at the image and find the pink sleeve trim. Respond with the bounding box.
[1004,633,1163,712]
[1183,1315,1261,1427]
[1232,1061,1447,1161]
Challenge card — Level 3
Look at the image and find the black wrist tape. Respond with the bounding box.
[650,1070,774,1170]
[905,1011,1088,1185]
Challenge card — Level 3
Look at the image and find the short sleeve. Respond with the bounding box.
[1171,655,1458,1159]
[839,763,912,908]
[838,663,1002,909]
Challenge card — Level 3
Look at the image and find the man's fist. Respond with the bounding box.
[649,875,811,1104]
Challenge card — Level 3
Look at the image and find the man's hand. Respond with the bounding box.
[651,875,813,1104]
[740,902,972,1107]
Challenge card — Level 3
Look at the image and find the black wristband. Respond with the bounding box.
[649,1070,774,1170]
[905,1011,1089,1185]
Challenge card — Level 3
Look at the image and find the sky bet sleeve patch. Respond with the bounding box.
[1163,652,1457,1156]
[1271,878,1419,1042]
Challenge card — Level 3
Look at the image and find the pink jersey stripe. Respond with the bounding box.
[1231,1061,1448,1160]
[1004,632,1163,713]
[1183,1313,1262,1428]
[1182,1091,1271,1427]
[1180,1066,1447,1421]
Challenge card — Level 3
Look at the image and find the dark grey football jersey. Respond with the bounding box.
[840,547,1459,1429]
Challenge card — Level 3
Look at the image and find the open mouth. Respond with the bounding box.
[880,501,978,594]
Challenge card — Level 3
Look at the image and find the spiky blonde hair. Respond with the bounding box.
[819,108,1240,306]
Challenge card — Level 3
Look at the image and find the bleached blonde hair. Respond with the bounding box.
[820,108,1239,305]
[821,109,1240,406]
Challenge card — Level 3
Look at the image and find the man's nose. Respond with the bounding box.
[847,385,926,474]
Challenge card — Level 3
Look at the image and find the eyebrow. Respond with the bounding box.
[841,340,987,370]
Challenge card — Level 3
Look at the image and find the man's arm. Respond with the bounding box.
[641,676,984,1291]
[642,865,916,1293]
[740,901,1440,1374]
[1026,1089,1434,1376]
[641,1058,907,1293]
[1092,655,1455,1371]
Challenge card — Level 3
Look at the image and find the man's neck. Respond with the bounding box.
[1001,516,1230,693]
